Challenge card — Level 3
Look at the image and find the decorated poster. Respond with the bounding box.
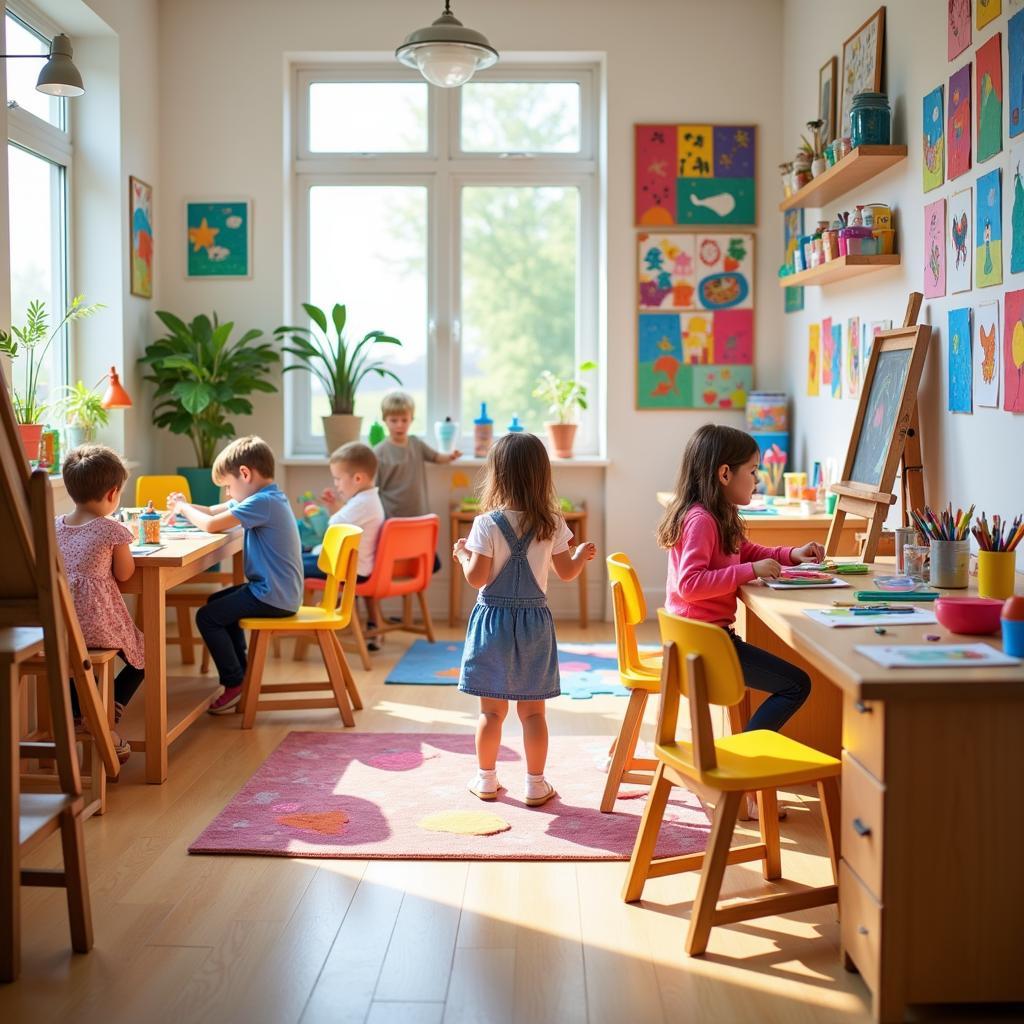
[1011,10,1024,139]
[784,207,804,313]
[948,307,973,413]
[185,199,251,278]
[821,316,834,393]
[864,320,892,388]
[948,64,972,180]
[978,0,1002,29]
[845,317,861,399]
[924,198,947,298]
[974,300,1001,407]
[129,176,153,299]
[949,0,972,60]
[1005,289,1024,411]
[948,187,973,292]
[808,322,820,396]
[976,168,1003,287]
[977,33,1004,162]
[1011,140,1024,273]
[923,86,945,192]
[831,321,843,399]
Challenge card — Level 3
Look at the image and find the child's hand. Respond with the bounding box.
[166,491,187,510]
[320,487,341,514]
[753,558,782,580]
[792,541,825,563]
[447,449,463,462]
[453,537,469,563]
[573,542,597,562]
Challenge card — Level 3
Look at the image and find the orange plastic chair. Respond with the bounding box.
[622,609,841,956]
[601,552,663,812]
[238,524,364,727]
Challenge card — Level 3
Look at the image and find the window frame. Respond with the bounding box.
[289,61,600,458]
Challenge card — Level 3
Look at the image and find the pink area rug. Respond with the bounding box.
[189,732,710,861]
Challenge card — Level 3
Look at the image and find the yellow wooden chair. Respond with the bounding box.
[601,552,664,812]
[134,474,191,509]
[238,524,364,728]
[622,608,840,956]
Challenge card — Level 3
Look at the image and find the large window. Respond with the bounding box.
[290,65,599,456]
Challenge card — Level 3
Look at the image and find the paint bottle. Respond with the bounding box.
[140,501,161,545]
[473,403,494,458]
[434,416,458,454]
[506,414,524,434]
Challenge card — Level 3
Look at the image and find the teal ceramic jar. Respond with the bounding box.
[850,91,891,146]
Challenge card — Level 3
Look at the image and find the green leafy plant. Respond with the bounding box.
[139,311,279,467]
[0,295,104,424]
[532,360,597,424]
[54,380,109,438]
[274,303,402,415]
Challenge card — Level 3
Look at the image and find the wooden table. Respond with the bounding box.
[449,506,589,627]
[118,531,243,784]
[737,565,1024,1022]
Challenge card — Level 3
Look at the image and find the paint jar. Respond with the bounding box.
[977,550,1017,600]
[930,539,970,589]
[473,403,493,458]
[140,503,161,545]
[783,472,807,501]
[850,92,891,146]
[893,526,919,574]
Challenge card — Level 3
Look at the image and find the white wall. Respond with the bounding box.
[783,0,1024,567]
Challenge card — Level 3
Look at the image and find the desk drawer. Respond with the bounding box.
[840,860,881,993]
[841,752,885,899]
[843,692,884,780]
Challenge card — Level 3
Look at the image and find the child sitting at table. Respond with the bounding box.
[657,424,824,818]
[169,436,302,714]
[55,445,143,763]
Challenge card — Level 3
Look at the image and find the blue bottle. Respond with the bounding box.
[507,414,524,433]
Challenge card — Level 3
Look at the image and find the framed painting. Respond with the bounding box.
[185,199,252,278]
[819,57,838,145]
[129,176,153,299]
[840,7,885,138]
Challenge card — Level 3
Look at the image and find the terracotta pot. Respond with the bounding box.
[17,423,44,461]
[322,414,363,454]
[545,422,577,459]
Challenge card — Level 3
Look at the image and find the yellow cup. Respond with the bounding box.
[977,550,1017,600]
[783,472,807,501]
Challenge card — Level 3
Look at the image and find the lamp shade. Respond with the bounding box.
[396,5,497,88]
[36,34,84,97]
[101,366,132,410]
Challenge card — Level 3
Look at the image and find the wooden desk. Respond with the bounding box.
[118,531,243,784]
[449,507,589,627]
[738,567,1024,1022]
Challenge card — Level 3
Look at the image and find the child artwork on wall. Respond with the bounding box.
[129,176,153,299]
[821,316,834,393]
[948,307,973,413]
[978,0,1002,29]
[1005,289,1024,411]
[924,198,947,298]
[1011,140,1024,273]
[808,322,821,396]
[638,233,696,310]
[1010,10,1024,139]
[831,321,843,399]
[974,300,1001,407]
[976,168,1003,287]
[923,86,945,192]
[186,199,252,278]
[845,317,861,399]
[948,187,973,292]
[784,208,805,313]
[976,33,1004,162]
[949,0,972,60]
[948,64,972,180]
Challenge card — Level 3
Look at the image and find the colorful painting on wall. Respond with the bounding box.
[923,86,945,192]
[634,124,756,227]
[976,33,1004,162]
[948,64,972,180]
[845,317,861,399]
[974,300,1001,407]
[948,306,973,413]
[822,317,834,393]
[185,199,252,278]
[976,168,1003,287]
[978,0,1002,29]
[1011,139,1024,272]
[129,176,153,299]
[924,198,947,298]
[949,0,972,60]
[1010,10,1024,139]
[840,8,885,137]
[948,187,973,292]
[808,322,821,397]
[783,208,804,313]
[831,322,843,399]
[1005,289,1024,411]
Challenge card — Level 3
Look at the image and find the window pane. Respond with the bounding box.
[460,82,580,152]
[5,14,63,128]
[461,186,578,436]
[307,186,428,437]
[8,144,64,417]
[308,82,428,152]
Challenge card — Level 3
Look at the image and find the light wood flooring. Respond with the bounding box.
[2,621,1016,1023]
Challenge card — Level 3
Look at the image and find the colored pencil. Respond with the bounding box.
[971,510,1024,551]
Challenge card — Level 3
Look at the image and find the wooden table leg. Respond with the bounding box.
[449,514,460,627]
[142,568,169,784]
[0,660,20,981]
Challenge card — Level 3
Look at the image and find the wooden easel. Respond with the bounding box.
[825,293,930,562]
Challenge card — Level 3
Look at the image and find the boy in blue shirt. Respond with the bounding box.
[169,436,302,714]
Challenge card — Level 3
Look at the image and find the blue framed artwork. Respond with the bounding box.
[185,199,252,278]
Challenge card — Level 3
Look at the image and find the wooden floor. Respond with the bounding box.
[2,620,1010,1023]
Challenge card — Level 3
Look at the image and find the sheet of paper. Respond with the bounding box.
[130,544,165,555]
[854,643,1021,668]
[764,577,850,590]
[804,608,937,628]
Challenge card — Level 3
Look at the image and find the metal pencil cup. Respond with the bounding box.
[929,539,970,589]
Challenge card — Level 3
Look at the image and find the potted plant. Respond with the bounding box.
[54,380,109,446]
[275,302,402,453]
[0,295,104,459]
[806,120,827,178]
[532,360,597,459]
[139,311,279,504]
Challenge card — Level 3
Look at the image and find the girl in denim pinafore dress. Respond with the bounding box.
[453,434,596,807]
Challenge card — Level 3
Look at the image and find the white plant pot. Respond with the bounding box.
[321,414,363,454]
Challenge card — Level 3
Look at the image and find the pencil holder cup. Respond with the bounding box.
[978,550,1017,600]
[930,539,970,589]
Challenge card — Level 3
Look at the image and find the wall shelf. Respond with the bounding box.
[779,145,908,211]
[778,254,901,288]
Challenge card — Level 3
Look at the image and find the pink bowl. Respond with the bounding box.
[935,597,1004,635]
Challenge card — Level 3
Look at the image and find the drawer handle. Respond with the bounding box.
[857,925,869,936]
[854,700,872,714]
[852,817,872,837]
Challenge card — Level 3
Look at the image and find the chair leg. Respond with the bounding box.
[175,605,195,665]
[402,594,413,626]
[271,636,282,660]
[93,662,112,815]
[622,762,673,903]
[293,636,312,662]
[1,662,21,981]
[685,790,742,956]
[601,689,648,813]
[347,612,372,671]
[756,788,782,880]
[239,631,271,730]
[817,775,841,884]
[332,634,363,711]
[200,643,211,674]
[317,631,355,728]
[416,591,436,643]
[58,806,93,954]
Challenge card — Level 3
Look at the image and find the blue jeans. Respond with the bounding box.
[728,631,811,732]
[196,584,294,687]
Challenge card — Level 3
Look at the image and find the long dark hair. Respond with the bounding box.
[656,424,759,553]
[478,433,560,542]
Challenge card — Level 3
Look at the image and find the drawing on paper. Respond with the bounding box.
[977,33,1004,163]
[948,307,972,413]
[923,86,945,192]
[924,198,946,298]
[976,168,1003,287]
[974,300,1001,408]
[948,64,972,180]
[948,187,973,292]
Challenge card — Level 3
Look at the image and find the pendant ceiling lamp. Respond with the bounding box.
[395,1,498,89]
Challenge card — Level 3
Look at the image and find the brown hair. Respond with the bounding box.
[329,441,378,478]
[478,433,560,542]
[211,436,275,484]
[656,424,759,554]
[62,444,129,505]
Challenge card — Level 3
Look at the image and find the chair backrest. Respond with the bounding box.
[357,514,439,599]
[316,523,362,624]
[607,551,648,674]
[136,474,191,509]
